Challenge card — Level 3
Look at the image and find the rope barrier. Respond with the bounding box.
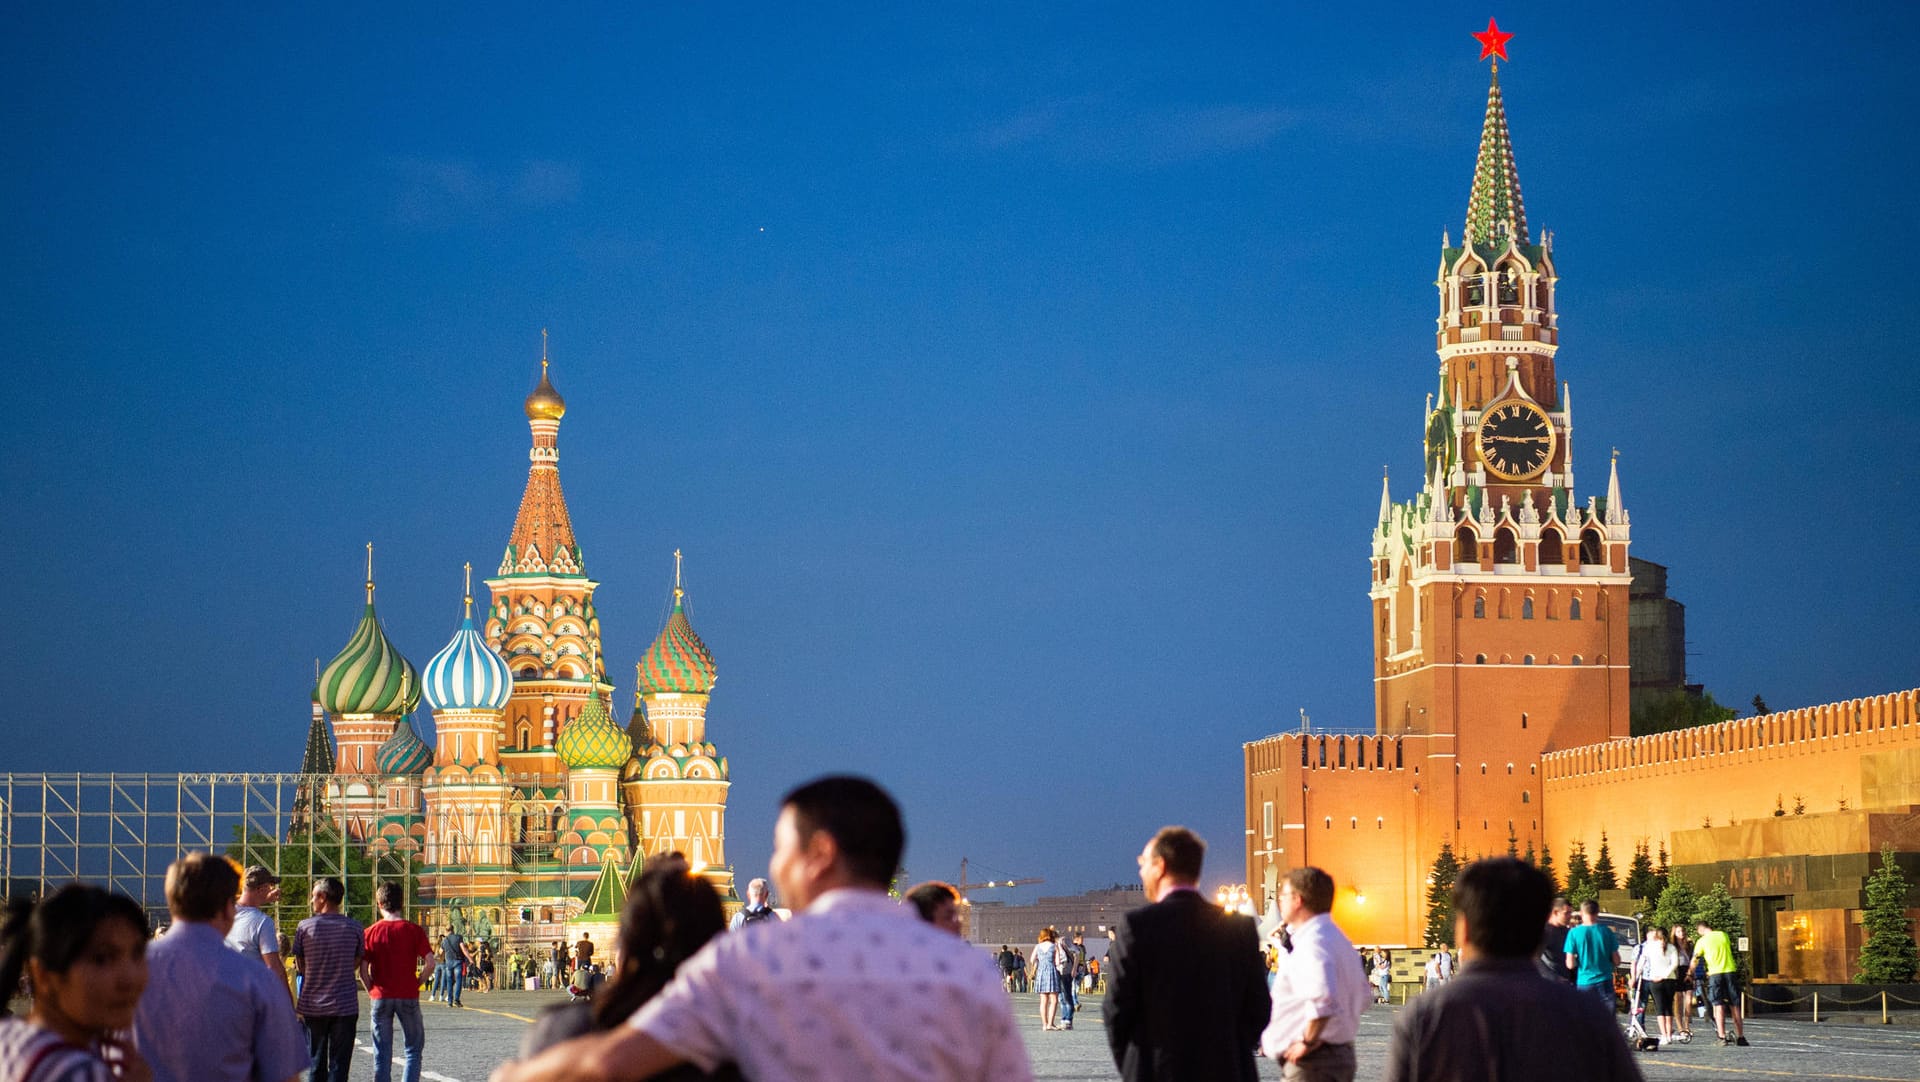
[1743,987,1920,1023]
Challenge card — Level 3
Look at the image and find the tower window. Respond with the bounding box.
[1498,266,1520,305]
[1494,527,1519,564]
[1473,594,1486,619]
[1475,654,1487,664]
[1580,529,1604,566]
[1540,529,1563,566]
[1521,712,1528,729]
[1522,790,1531,804]
[1570,596,1583,621]
[1455,525,1478,564]
[1571,654,1583,665]
[1521,597,1534,619]
[1523,655,1535,665]
[1464,274,1486,307]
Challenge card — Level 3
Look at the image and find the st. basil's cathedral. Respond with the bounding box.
[300,352,734,940]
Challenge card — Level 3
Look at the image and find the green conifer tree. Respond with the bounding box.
[1654,842,1670,896]
[1649,875,1698,939]
[1506,828,1519,859]
[1537,842,1560,897]
[1858,845,1919,983]
[1424,842,1461,948]
[1522,840,1536,868]
[1565,840,1594,904]
[1593,832,1619,891]
[1625,842,1658,902]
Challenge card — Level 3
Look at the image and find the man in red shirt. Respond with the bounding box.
[360,882,434,1082]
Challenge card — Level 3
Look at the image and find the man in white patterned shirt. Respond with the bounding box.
[493,776,1032,1082]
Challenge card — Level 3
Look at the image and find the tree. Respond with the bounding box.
[1654,842,1670,896]
[1858,845,1919,983]
[1537,842,1560,898]
[1424,843,1461,948]
[1631,688,1737,736]
[1752,694,1771,716]
[1692,883,1749,980]
[1625,842,1658,903]
[1648,875,1698,938]
[1592,833,1619,891]
[1522,840,1536,868]
[1564,841,1593,905]
[1506,828,1519,859]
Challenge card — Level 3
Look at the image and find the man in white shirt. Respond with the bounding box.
[227,865,293,1007]
[1261,866,1372,1082]
[491,775,1032,1082]
[727,877,781,930]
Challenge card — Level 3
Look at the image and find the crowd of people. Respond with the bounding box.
[1,772,1746,1082]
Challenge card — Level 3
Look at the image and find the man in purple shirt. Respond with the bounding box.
[133,853,308,1082]
[293,875,365,1082]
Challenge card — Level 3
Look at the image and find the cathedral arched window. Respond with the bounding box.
[1521,596,1534,619]
[1579,529,1604,566]
[550,806,565,835]
[1540,529,1563,566]
[1493,527,1518,564]
[518,726,531,751]
[1455,525,1478,564]
[1569,596,1583,621]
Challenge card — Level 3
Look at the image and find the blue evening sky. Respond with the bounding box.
[4,4,1916,900]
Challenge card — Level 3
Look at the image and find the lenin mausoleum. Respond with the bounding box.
[303,348,737,944]
[1242,48,1919,983]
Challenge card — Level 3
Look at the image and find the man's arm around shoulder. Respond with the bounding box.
[491,1025,684,1082]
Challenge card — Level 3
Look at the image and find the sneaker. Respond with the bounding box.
[1735,1037,1750,1047]
[1719,1036,1731,1046]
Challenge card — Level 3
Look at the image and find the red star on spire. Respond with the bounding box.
[1473,17,1513,62]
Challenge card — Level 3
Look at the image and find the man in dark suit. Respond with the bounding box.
[1104,826,1272,1082]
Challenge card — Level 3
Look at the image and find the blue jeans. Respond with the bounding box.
[1581,980,1617,1014]
[1058,975,1076,1024]
[303,1014,357,1082]
[450,960,466,1005]
[372,998,425,1082]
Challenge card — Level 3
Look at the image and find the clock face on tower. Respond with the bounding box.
[1475,400,1556,481]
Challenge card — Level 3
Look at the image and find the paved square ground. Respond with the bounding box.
[361,989,1920,1082]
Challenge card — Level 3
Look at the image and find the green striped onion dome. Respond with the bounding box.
[636,594,716,696]
[375,715,433,776]
[319,602,420,716]
[557,686,630,771]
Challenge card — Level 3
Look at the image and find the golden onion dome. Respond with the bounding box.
[525,357,567,421]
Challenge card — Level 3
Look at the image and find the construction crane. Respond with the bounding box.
[957,857,1042,899]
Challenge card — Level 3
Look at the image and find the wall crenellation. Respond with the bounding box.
[1542,689,1918,781]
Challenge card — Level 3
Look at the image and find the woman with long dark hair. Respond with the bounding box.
[519,857,741,1080]
[0,884,152,1082]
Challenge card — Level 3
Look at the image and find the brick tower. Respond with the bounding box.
[1245,37,1634,945]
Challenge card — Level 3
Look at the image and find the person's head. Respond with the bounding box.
[1279,866,1335,926]
[1547,897,1572,927]
[1646,927,1665,945]
[1671,924,1689,944]
[1137,826,1205,900]
[1036,927,1056,944]
[582,932,591,942]
[1451,857,1552,962]
[1695,919,1712,935]
[0,885,150,1034]
[1578,899,1599,924]
[310,876,345,915]
[591,863,726,1030]
[165,853,240,930]
[1072,932,1083,944]
[770,776,904,909]
[745,877,770,906]
[904,881,963,936]
[239,865,282,907]
[375,882,404,915]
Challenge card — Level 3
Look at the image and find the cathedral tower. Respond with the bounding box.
[420,565,516,898]
[316,545,420,840]
[484,339,612,786]
[623,552,732,898]
[554,683,633,867]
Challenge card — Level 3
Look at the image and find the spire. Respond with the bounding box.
[365,542,375,604]
[1464,59,1529,249]
[501,336,584,577]
[1377,469,1393,526]
[1606,448,1626,525]
[301,688,334,776]
[463,562,473,619]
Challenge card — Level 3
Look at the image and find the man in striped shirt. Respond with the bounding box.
[293,876,365,1082]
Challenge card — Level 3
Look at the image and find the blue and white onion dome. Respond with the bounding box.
[422,590,513,713]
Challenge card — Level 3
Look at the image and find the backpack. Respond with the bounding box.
[740,905,777,927]
[1055,942,1075,976]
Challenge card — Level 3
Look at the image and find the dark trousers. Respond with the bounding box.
[305,1013,358,1082]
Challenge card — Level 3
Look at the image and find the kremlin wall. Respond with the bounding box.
[1241,57,1920,981]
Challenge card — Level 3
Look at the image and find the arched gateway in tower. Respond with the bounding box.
[1243,28,1633,947]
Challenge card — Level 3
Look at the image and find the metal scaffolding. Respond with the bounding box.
[0,772,590,949]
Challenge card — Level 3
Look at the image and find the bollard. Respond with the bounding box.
[1813,991,1819,1024]
[1884,990,1890,1025]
